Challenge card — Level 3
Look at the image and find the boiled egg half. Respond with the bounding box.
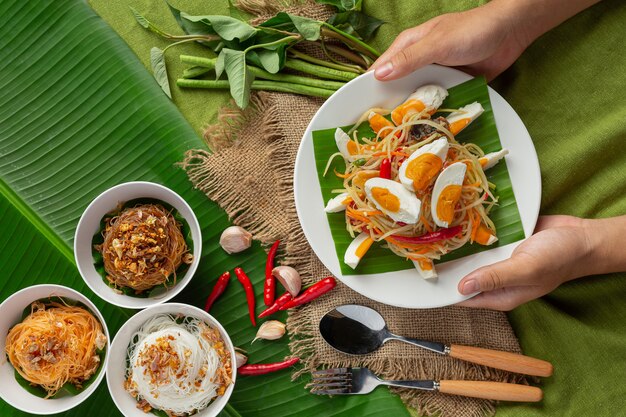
[446,102,484,135]
[391,85,448,125]
[364,178,421,224]
[479,149,509,170]
[324,192,351,213]
[344,232,374,269]
[412,258,438,280]
[335,128,359,162]
[398,137,449,192]
[431,162,467,228]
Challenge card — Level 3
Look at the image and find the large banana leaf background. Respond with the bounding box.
[0,0,409,416]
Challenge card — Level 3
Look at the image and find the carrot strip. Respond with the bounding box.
[371,151,409,158]
[420,215,433,233]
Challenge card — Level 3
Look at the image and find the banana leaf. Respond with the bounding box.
[0,0,409,416]
[312,77,524,275]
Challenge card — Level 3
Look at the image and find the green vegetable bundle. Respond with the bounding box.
[133,0,384,108]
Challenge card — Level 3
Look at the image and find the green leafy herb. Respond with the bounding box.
[259,13,322,41]
[316,0,362,12]
[150,47,172,98]
[221,49,253,109]
[327,11,384,41]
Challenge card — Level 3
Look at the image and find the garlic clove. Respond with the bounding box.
[252,320,286,343]
[271,266,301,297]
[219,226,253,254]
[235,351,248,368]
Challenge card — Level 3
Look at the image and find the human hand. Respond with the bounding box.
[371,0,601,82]
[371,3,529,81]
[456,215,594,311]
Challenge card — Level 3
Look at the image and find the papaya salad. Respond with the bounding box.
[323,84,508,279]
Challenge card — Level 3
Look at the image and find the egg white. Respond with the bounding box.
[431,162,467,228]
[408,84,448,111]
[364,178,421,224]
[479,149,509,170]
[412,259,438,280]
[324,192,350,213]
[344,232,372,269]
[335,128,358,162]
[446,102,484,134]
[398,137,449,192]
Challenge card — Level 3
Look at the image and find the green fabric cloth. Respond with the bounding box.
[90,1,626,416]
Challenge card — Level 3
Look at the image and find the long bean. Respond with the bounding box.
[176,78,336,98]
[284,59,358,82]
[180,55,345,90]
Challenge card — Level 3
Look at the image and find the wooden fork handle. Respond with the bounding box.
[448,344,553,377]
[439,380,543,402]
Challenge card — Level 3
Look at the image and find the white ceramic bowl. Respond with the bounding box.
[0,284,110,415]
[107,303,236,417]
[74,181,202,309]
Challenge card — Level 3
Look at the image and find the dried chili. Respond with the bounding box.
[264,240,280,306]
[279,277,337,310]
[204,271,231,312]
[258,291,293,318]
[237,357,300,376]
[380,158,391,179]
[234,267,256,326]
[391,225,462,244]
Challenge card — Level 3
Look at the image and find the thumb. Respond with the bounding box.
[457,254,537,295]
[374,40,439,81]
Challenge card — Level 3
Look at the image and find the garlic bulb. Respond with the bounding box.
[235,351,248,368]
[271,266,301,297]
[252,320,286,343]
[219,226,252,254]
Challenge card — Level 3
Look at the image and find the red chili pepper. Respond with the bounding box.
[391,225,462,244]
[380,158,391,179]
[258,291,293,318]
[234,267,256,326]
[238,357,300,376]
[264,240,280,306]
[204,271,231,312]
[279,277,337,310]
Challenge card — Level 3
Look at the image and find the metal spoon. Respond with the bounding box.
[319,304,553,377]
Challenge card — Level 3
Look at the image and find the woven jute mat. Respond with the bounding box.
[181,3,526,417]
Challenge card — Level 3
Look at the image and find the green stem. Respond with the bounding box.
[182,66,212,79]
[288,49,362,74]
[321,24,380,59]
[180,55,345,90]
[284,59,358,82]
[163,38,205,53]
[245,35,301,52]
[321,41,368,68]
[177,78,335,98]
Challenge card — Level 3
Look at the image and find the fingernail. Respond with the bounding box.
[461,279,479,295]
[375,62,393,79]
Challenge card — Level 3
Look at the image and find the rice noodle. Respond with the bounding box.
[125,314,232,416]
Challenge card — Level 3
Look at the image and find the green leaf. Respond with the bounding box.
[222,49,254,108]
[259,12,323,41]
[312,77,525,275]
[180,13,257,42]
[252,49,282,74]
[315,0,362,12]
[215,49,226,79]
[327,11,384,41]
[0,1,410,416]
[130,6,150,28]
[150,47,172,98]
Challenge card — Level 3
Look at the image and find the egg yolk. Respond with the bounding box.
[405,153,443,191]
[352,171,379,189]
[355,236,374,258]
[417,258,433,271]
[436,184,462,223]
[449,118,470,135]
[474,223,495,245]
[371,187,401,212]
[368,113,394,134]
[347,140,359,155]
[391,99,426,125]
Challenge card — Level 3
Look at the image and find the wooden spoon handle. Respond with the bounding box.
[449,344,553,377]
[439,380,543,402]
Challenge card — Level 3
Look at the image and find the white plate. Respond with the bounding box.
[294,65,540,309]
[0,284,110,415]
[107,303,236,417]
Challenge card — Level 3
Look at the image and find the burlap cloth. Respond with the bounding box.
[181,3,526,417]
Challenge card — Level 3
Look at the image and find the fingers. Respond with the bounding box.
[457,287,535,311]
[374,40,441,80]
[371,24,433,71]
[457,253,537,295]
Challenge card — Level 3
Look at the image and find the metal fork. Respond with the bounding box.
[311,368,542,402]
